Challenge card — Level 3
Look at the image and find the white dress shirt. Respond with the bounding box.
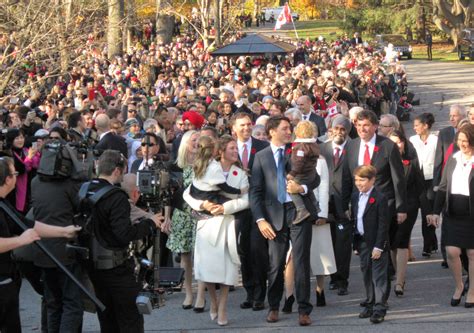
[451,151,473,196]
[357,187,374,236]
[332,140,347,160]
[270,143,292,203]
[409,134,437,180]
[358,134,377,166]
[237,138,252,164]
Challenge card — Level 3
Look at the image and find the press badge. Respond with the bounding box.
[296,150,304,157]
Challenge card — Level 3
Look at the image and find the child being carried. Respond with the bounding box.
[190,136,247,218]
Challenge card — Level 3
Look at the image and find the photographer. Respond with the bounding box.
[86,150,163,332]
[0,156,80,332]
[31,170,84,332]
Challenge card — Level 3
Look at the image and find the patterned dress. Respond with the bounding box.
[166,166,196,254]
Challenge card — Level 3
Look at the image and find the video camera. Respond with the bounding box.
[134,140,184,314]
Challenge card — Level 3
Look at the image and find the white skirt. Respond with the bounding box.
[310,223,337,276]
[194,215,240,286]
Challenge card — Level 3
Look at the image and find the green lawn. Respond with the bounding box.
[283,20,343,40]
[411,43,472,62]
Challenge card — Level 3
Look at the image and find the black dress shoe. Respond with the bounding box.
[316,290,326,307]
[359,307,372,318]
[240,301,253,309]
[282,295,294,313]
[253,302,265,311]
[329,282,338,290]
[193,300,206,313]
[182,304,193,310]
[451,297,462,306]
[370,312,385,324]
[229,285,236,292]
[421,251,431,257]
[465,302,474,308]
[360,300,369,307]
[338,286,348,296]
[441,261,449,269]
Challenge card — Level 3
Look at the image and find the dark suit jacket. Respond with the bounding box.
[307,112,327,137]
[320,140,350,219]
[249,143,319,231]
[433,126,457,188]
[351,37,363,45]
[95,132,128,158]
[351,187,389,251]
[239,137,269,176]
[433,155,474,218]
[342,135,407,215]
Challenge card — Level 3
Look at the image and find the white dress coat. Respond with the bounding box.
[310,156,337,276]
[183,164,249,286]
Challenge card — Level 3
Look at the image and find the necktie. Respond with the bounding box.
[242,143,249,169]
[363,144,371,166]
[277,148,287,203]
[334,147,341,166]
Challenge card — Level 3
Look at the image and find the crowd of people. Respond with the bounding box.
[1,24,474,332]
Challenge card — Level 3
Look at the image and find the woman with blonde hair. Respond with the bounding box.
[164,130,206,311]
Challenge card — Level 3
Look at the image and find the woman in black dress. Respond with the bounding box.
[389,129,431,296]
[432,124,474,307]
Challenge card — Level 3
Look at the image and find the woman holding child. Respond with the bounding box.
[183,135,249,326]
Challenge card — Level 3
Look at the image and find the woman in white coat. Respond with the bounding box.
[183,135,249,326]
[282,154,336,311]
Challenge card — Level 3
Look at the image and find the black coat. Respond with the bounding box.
[342,135,407,216]
[95,132,128,158]
[433,126,457,188]
[238,137,269,177]
[351,187,389,251]
[320,140,350,219]
[31,177,81,267]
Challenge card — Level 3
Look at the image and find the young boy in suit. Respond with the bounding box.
[351,165,389,324]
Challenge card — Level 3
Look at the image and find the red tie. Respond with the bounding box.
[242,143,249,169]
[334,147,341,166]
[363,144,371,165]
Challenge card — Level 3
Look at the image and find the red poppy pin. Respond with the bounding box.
[373,146,379,152]
[402,160,410,166]
[251,148,256,154]
[286,148,292,155]
[232,170,238,176]
[369,197,376,204]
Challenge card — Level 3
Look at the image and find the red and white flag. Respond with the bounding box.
[274,3,293,31]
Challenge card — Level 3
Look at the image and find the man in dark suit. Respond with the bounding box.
[249,116,319,326]
[320,115,352,295]
[231,113,269,311]
[351,32,363,45]
[341,110,407,301]
[351,165,389,324]
[433,104,466,266]
[296,95,327,137]
[95,114,128,158]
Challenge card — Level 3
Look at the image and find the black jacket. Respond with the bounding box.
[351,187,389,251]
[95,132,128,158]
[433,126,457,188]
[88,179,156,249]
[31,177,81,267]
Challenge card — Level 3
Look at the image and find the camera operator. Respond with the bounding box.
[130,133,167,174]
[87,150,163,332]
[0,156,80,332]
[30,169,84,332]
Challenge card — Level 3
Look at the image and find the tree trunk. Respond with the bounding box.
[108,0,124,58]
[126,0,136,52]
[155,0,174,45]
[214,0,221,46]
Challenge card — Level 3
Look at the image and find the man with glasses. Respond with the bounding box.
[378,114,400,137]
[85,150,163,332]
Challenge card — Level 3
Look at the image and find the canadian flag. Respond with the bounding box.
[274,3,293,31]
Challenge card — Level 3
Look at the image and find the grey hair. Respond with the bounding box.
[380,114,400,130]
[450,104,467,118]
[284,107,303,121]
